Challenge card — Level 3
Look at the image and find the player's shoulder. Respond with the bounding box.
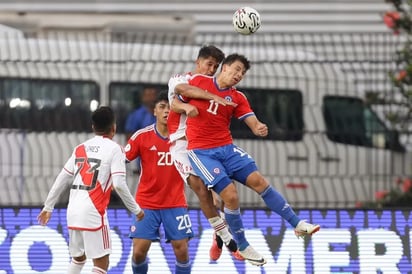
[129,124,155,141]
[232,88,248,99]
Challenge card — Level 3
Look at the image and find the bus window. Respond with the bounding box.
[323,96,404,151]
[0,78,99,132]
[230,88,304,141]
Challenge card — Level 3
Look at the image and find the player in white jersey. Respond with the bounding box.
[37,106,144,274]
[167,45,243,261]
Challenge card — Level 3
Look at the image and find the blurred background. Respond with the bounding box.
[0,0,411,209]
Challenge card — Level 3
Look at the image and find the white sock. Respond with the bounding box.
[91,266,107,274]
[208,216,232,244]
[67,258,86,274]
[219,211,225,220]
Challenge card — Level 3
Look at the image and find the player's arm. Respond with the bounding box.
[112,146,144,221]
[170,96,199,117]
[175,83,236,106]
[112,174,144,221]
[37,168,73,225]
[243,115,268,137]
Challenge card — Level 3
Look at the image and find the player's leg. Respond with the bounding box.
[161,207,193,274]
[129,209,160,274]
[171,139,236,259]
[188,147,265,266]
[211,144,267,265]
[131,239,152,274]
[212,190,244,261]
[214,179,266,266]
[82,226,111,273]
[67,230,87,274]
[245,171,320,237]
[91,255,109,274]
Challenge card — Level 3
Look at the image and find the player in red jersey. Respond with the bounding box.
[168,45,243,261]
[125,91,193,274]
[178,53,320,266]
[37,106,144,274]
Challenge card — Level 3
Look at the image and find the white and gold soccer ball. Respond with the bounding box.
[232,7,261,35]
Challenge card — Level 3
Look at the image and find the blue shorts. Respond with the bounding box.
[188,143,258,194]
[129,207,193,242]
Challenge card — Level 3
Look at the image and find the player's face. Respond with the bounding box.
[195,57,220,76]
[221,60,247,87]
[153,100,170,126]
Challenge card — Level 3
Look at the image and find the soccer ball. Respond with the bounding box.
[232,7,261,35]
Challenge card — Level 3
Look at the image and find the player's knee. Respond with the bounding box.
[93,254,109,271]
[246,171,269,192]
[132,250,148,263]
[172,241,189,261]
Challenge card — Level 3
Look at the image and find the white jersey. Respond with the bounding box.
[43,135,140,231]
[168,72,192,142]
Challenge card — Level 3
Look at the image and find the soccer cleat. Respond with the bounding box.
[231,250,245,261]
[294,220,320,238]
[238,245,266,266]
[209,233,223,261]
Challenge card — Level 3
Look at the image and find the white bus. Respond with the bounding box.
[0,38,409,207]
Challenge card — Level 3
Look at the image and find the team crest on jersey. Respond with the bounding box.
[213,168,220,174]
[225,96,233,102]
[130,225,136,232]
[124,144,131,152]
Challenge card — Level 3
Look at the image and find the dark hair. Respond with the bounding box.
[91,106,115,134]
[222,53,251,71]
[154,90,169,104]
[197,45,225,63]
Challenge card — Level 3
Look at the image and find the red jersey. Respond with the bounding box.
[185,74,254,149]
[125,124,187,209]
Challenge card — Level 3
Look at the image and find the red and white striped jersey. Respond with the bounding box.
[167,72,192,142]
[63,135,127,230]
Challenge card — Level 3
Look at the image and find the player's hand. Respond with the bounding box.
[255,122,268,137]
[184,104,199,117]
[136,210,145,221]
[211,94,237,107]
[37,210,52,226]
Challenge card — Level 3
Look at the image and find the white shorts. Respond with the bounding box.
[68,225,111,259]
[170,139,197,184]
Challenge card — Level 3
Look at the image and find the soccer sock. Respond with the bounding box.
[175,260,191,274]
[224,207,249,251]
[91,266,107,274]
[132,259,148,274]
[208,216,232,245]
[260,186,300,227]
[219,210,225,220]
[67,258,86,274]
